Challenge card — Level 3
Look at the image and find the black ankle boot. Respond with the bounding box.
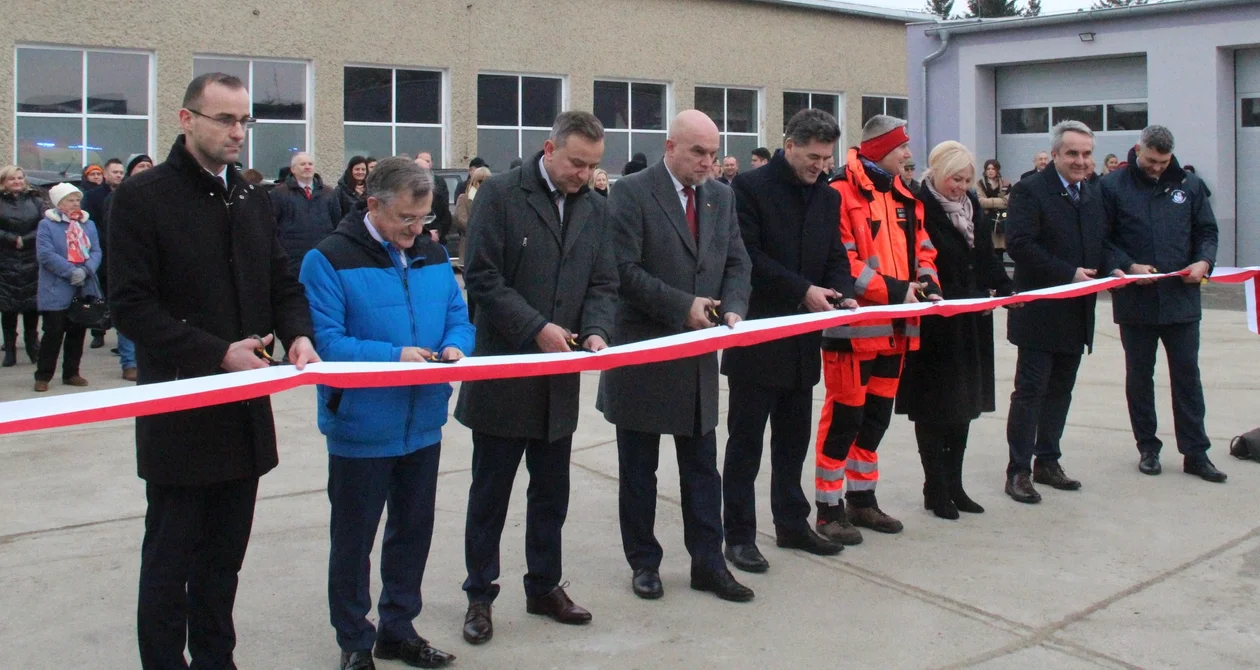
[2,343,15,368]
[919,444,958,520]
[948,444,985,514]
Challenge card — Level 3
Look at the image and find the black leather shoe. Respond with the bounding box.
[725,543,771,572]
[1139,451,1162,475]
[340,651,375,670]
[373,637,454,668]
[526,584,592,624]
[89,334,105,349]
[632,567,664,599]
[1033,460,1082,490]
[775,528,842,556]
[690,566,754,602]
[1005,474,1041,504]
[462,601,492,645]
[1184,456,1227,483]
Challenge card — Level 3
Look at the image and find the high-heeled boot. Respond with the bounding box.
[919,441,958,520]
[948,443,985,514]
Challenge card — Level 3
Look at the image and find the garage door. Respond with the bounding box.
[1237,49,1260,266]
[995,56,1147,181]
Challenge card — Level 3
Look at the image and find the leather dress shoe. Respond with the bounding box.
[526,584,592,624]
[340,650,375,670]
[1033,460,1081,490]
[1184,456,1227,483]
[690,566,754,602]
[1005,474,1041,504]
[373,637,454,668]
[725,543,770,572]
[1139,451,1162,475]
[462,601,492,644]
[847,505,903,534]
[775,528,842,556]
[89,334,105,349]
[632,567,664,599]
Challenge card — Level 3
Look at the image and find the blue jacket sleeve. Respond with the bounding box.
[36,220,78,278]
[439,259,476,355]
[300,250,404,362]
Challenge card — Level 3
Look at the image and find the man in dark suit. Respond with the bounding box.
[598,109,753,602]
[455,111,618,645]
[109,72,319,669]
[720,108,856,573]
[1020,151,1050,181]
[1101,125,1226,482]
[1004,120,1105,505]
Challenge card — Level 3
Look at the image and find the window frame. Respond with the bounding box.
[593,77,672,175]
[192,54,313,171]
[342,63,449,166]
[783,89,844,160]
[997,98,1148,136]
[13,44,155,170]
[476,71,569,159]
[861,95,908,125]
[695,84,763,157]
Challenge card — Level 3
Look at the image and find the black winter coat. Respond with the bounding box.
[720,152,854,390]
[334,176,366,219]
[0,189,44,312]
[897,187,1012,423]
[81,184,113,255]
[1101,148,1217,325]
[109,136,314,486]
[272,173,341,276]
[423,177,453,245]
[1006,164,1106,354]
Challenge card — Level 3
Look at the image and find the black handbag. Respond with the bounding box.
[1230,427,1260,462]
[992,210,1008,236]
[67,269,109,329]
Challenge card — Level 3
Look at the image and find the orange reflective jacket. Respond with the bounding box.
[822,148,939,353]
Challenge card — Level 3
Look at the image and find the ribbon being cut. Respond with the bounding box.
[2,267,1257,436]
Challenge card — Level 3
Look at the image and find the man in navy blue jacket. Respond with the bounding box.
[301,157,474,670]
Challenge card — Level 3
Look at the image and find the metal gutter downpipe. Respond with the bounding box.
[920,28,952,155]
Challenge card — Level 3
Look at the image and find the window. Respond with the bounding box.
[1245,98,1260,128]
[594,80,668,174]
[695,86,761,162]
[1106,103,1148,131]
[344,66,445,166]
[14,47,152,172]
[861,95,908,125]
[783,91,842,160]
[1000,107,1051,135]
[193,56,309,177]
[476,74,563,172]
[1052,104,1104,131]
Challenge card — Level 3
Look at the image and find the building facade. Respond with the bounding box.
[2,0,921,180]
[907,0,1260,265]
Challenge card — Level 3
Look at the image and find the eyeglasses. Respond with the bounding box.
[384,203,437,227]
[187,108,256,131]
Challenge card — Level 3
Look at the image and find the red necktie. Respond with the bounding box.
[683,186,698,241]
[304,186,312,200]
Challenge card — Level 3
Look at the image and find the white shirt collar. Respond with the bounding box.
[207,166,228,187]
[538,156,559,195]
[364,213,406,266]
[663,162,686,194]
[1057,169,1079,189]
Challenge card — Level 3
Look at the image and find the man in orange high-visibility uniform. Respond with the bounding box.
[815,115,941,543]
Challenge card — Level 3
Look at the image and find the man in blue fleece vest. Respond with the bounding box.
[300,157,474,670]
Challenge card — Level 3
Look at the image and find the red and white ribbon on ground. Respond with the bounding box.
[2,267,1257,436]
[1247,276,1259,335]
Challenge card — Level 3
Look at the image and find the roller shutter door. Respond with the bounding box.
[1237,49,1260,266]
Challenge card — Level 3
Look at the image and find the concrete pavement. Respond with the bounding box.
[2,297,1259,669]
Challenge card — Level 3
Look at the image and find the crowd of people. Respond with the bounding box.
[0,69,1235,670]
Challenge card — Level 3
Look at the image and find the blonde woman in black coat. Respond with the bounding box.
[896,141,1012,520]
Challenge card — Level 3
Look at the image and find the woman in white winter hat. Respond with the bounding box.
[33,182,101,392]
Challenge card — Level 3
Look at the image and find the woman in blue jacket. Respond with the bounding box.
[34,183,101,392]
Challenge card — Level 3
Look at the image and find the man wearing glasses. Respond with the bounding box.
[109,73,319,668]
[301,156,472,670]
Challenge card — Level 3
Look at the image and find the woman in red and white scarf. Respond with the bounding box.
[33,182,101,392]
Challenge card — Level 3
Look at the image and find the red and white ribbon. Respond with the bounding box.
[1,267,1256,436]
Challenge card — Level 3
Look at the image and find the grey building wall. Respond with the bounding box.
[907,1,1260,265]
[1,0,910,174]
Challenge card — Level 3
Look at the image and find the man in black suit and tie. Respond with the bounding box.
[720,108,857,573]
[1004,120,1106,504]
[598,109,753,602]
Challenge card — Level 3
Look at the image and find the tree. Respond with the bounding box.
[964,0,1022,18]
[925,0,956,19]
[1023,0,1042,16]
[1091,0,1147,8]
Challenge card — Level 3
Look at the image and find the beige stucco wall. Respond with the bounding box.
[0,0,907,170]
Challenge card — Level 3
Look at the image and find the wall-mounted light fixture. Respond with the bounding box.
[1079,32,1096,42]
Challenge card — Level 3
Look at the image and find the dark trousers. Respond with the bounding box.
[138,477,259,670]
[1006,347,1082,476]
[722,379,813,546]
[2,309,38,345]
[35,309,85,382]
[328,445,441,653]
[617,425,725,574]
[1119,321,1209,457]
[463,432,572,602]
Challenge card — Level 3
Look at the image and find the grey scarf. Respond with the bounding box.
[926,178,975,247]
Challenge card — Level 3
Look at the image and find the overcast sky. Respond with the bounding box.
[867,0,1098,15]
